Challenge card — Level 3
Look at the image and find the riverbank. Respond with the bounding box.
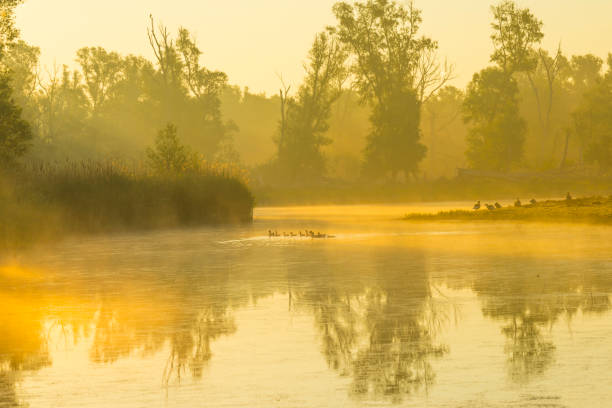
[0,161,254,251]
[404,196,612,224]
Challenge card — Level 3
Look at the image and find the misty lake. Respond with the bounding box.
[2,204,612,407]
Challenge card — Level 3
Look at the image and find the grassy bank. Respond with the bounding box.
[0,161,254,251]
[404,196,612,224]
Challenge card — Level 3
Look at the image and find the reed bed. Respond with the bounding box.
[0,160,254,251]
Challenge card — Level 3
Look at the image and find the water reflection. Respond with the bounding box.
[1,220,611,406]
[288,252,450,403]
[471,259,612,383]
[0,267,51,407]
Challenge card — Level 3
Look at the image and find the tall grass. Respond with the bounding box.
[0,160,254,251]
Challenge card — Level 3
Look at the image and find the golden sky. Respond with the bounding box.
[15,0,612,95]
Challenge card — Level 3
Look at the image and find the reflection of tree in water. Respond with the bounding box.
[162,307,236,384]
[0,245,282,394]
[84,268,248,385]
[290,253,449,403]
[351,281,448,401]
[501,315,555,383]
[473,260,612,384]
[0,282,51,407]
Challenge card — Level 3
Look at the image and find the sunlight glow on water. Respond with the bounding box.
[2,204,611,407]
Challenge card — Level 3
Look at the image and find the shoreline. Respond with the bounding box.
[403,197,612,225]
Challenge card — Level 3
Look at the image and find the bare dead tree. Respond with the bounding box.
[147,15,176,88]
[276,73,291,154]
[415,49,455,104]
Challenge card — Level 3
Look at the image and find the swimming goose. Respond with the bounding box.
[473,200,481,210]
[495,202,502,209]
[514,198,522,207]
[486,203,495,211]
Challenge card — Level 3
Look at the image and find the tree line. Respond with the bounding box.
[1,0,611,183]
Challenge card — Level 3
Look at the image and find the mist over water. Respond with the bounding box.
[2,1,612,406]
[2,204,611,407]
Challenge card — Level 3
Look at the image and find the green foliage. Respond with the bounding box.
[464,68,525,171]
[0,0,22,58]
[0,0,32,166]
[2,18,239,163]
[76,47,123,113]
[572,58,612,171]
[275,32,347,183]
[332,0,439,180]
[463,1,541,172]
[1,40,39,108]
[363,89,425,178]
[147,18,236,157]
[490,0,543,74]
[146,123,191,173]
[0,75,32,166]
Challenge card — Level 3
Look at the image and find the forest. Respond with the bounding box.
[1,0,611,240]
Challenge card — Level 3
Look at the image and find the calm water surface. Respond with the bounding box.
[2,203,612,407]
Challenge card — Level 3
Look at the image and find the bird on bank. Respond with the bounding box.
[566,192,573,201]
[495,202,502,209]
[473,200,481,210]
[530,198,537,205]
[486,203,496,211]
[515,198,522,207]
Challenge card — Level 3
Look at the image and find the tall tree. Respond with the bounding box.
[76,47,123,115]
[571,54,612,172]
[332,0,450,180]
[275,32,347,182]
[463,1,541,171]
[464,67,525,171]
[0,74,32,166]
[147,17,237,159]
[176,27,236,157]
[490,0,543,75]
[0,0,22,58]
[0,0,33,166]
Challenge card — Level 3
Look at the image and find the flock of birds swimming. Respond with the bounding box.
[268,230,335,239]
[473,192,573,210]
